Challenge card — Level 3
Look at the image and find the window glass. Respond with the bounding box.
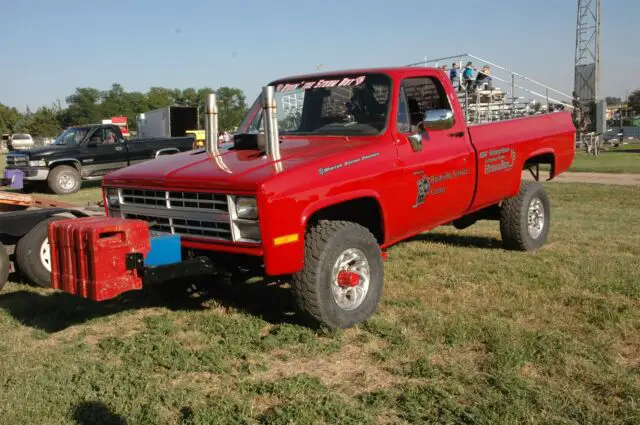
[240,73,391,137]
[89,128,105,144]
[52,128,88,145]
[396,86,411,133]
[104,128,118,144]
[401,77,453,129]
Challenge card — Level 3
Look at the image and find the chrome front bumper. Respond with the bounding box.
[4,167,49,181]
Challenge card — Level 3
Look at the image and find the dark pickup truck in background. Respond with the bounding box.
[3,124,195,194]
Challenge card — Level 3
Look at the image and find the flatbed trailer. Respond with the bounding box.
[0,189,104,290]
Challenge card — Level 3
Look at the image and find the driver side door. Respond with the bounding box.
[80,127,128,177]
[393,75,476,238]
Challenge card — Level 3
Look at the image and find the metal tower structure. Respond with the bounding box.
[574,0,601,103]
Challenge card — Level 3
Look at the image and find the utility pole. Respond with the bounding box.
[574,0,601,154]
[574,0,601,105]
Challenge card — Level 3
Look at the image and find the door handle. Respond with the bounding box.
[448,131,465,138]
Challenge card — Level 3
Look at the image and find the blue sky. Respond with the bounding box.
[1,0,638,111]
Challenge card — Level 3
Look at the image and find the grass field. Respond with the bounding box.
[1,182,638,425]
[569,143,640,174]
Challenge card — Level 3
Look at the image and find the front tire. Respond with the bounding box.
[47,165,81,195]
[292,221,383,329]
[16,216,66,287]
[500,181,550,251]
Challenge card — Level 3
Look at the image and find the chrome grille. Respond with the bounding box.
[123,213,231,239]
[121,188,228,213]
[119,189,232,241]
[6,154,28,167]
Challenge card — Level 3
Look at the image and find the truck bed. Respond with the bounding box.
[467,111,575,212]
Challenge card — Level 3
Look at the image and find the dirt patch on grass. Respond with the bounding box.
[250,394,283,416]
[49,309,167,347]
[174,329,212,350]
[167,371,228,394]
[256,335,397,394]
[613,340,640,370]
[519,362,542,381]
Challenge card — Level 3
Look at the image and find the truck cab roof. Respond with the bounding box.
[269,66,441,85]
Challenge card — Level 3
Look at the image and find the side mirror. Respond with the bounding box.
[406,109,455,153]
[421,109,455,131]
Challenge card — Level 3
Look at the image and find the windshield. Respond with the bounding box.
[12,134,30,140]
[52,128,88,145]
[238,73,391,136]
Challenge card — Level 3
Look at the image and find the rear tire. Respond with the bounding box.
[48,165,81,195]
[500,181,550,251]
[0,242,9,291]
[292,221,383,329]
[16,216,66,287]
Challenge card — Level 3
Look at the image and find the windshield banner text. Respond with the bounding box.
[275,76,366,92]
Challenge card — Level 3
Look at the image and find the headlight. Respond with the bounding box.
[105,188,120,208]
[28,159,46,167]
[236,197,258,220]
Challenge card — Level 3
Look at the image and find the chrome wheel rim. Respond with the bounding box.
[40,238,51,272]
[331,248,370,311]
[527,197,545,239]
[58,174,75,191]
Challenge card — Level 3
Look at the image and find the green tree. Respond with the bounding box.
[605,96,621,105]
[628,90,640,114]
[29,106,61,137]
[1,83,248,137]
[100,83,128,117]
[216,86,247,131]
[64,87,103,125]
[180,88,198,107]
[0,103,23,134]
[146,87,176,109]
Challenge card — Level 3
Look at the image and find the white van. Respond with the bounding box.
[7,133,35,150]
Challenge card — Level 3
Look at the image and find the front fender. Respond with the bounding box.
[300,189,385,232]
[261,190,385,276]
[48,158,82,170]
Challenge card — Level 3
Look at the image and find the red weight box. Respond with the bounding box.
[49,217,150,301]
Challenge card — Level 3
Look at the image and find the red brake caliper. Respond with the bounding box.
[337,270,360,288]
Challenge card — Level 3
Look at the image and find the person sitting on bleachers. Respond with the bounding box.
[449,63,461,91]
[462,61,476,92]
[474,65,493,91]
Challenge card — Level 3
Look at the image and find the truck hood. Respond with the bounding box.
[104,137,374,191]
[14,145,73,158]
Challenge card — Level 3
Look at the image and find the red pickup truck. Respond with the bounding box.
[72,67,575,328]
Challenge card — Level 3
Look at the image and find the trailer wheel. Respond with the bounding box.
[16,216,65,287]
[292,221,384,329]
[48,165,81,195]
[21,183,44,194]
[500,181,550,251]
[0,242,9,291]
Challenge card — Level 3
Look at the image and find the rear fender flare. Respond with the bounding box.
[523,148,556,179]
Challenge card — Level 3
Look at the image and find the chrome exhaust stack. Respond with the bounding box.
[205,93,219,156]
[262,86,281,161]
